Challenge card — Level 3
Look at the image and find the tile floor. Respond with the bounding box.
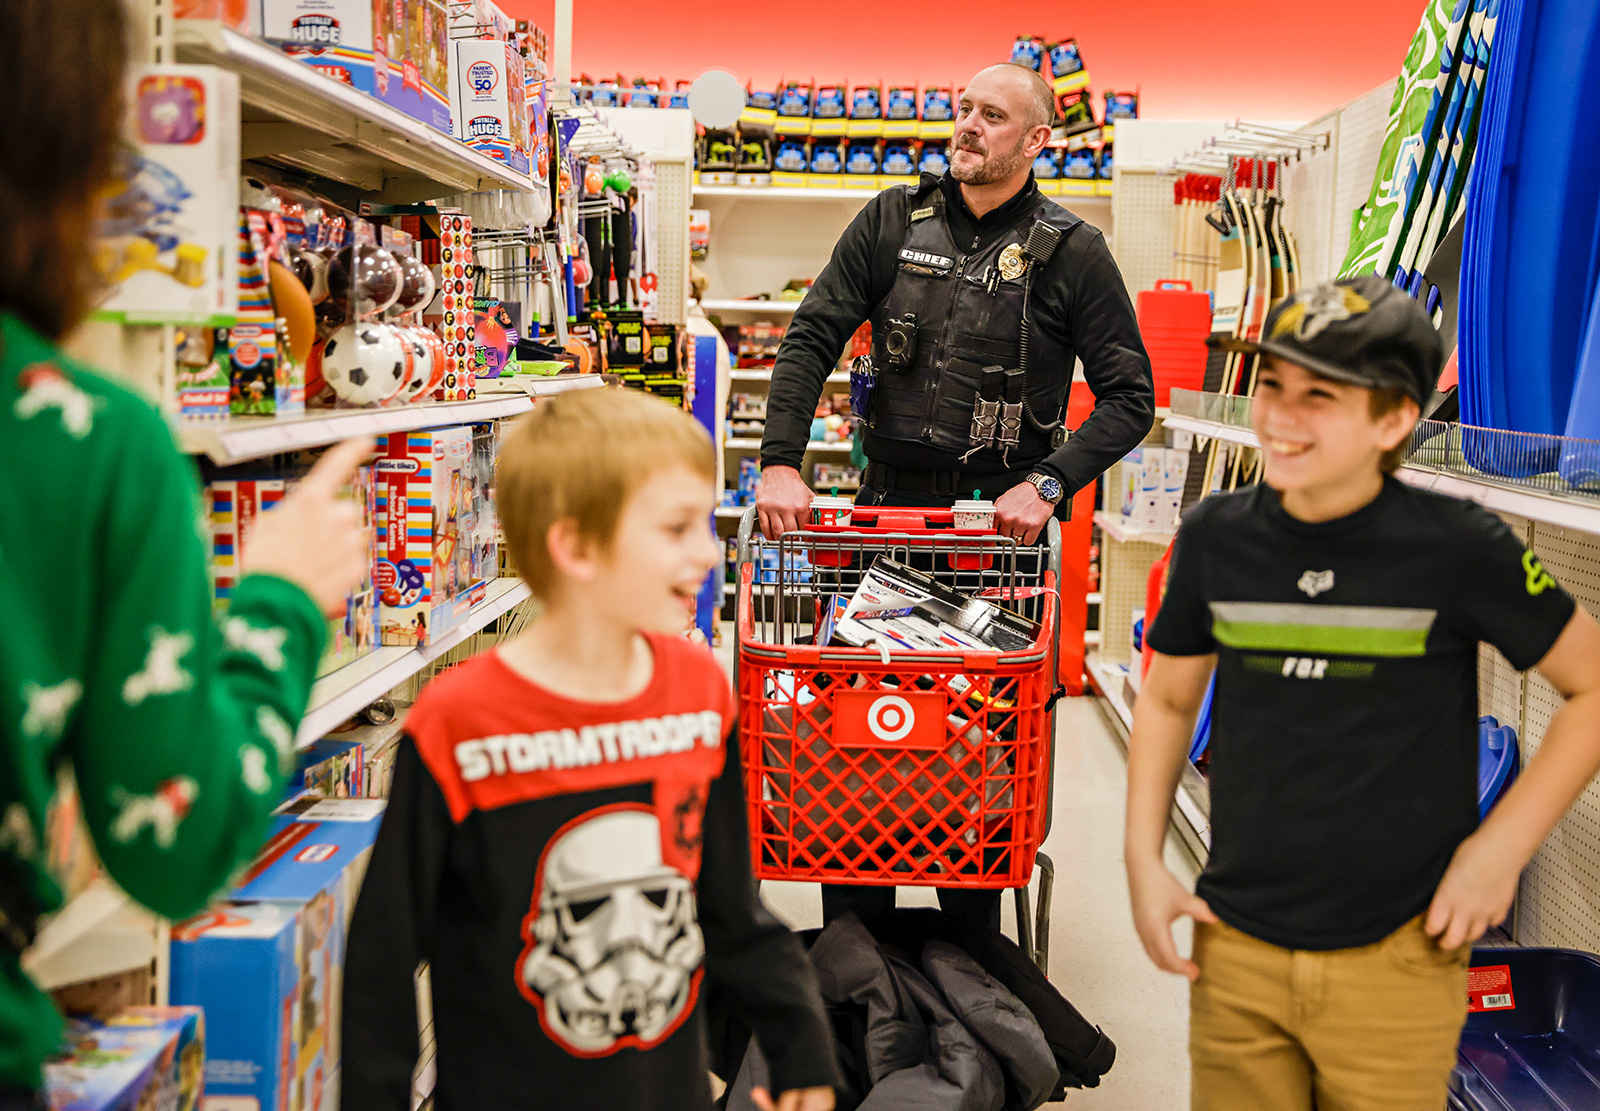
[721,634,1199,1108]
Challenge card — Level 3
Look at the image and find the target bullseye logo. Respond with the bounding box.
[837,689,942,748]
[867,695,915,742]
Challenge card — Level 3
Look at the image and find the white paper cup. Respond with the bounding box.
[811,495,854,526]
[952,499,996,530]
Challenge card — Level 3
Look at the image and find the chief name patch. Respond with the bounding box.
[909,206,937,222]
[899,247,953,272]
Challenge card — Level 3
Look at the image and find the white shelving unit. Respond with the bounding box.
[180,381,600,465]
[724,437,853,452]
[25,879,166,995]
[693,184,886,202]
[1163,414,1600,536]
[295,578,531,748]
[702,299,802,315]
[1093,509,1175,546]
[729,368,848,384]
[173,21,533,203]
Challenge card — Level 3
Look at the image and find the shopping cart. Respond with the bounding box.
[735,505,1063,973]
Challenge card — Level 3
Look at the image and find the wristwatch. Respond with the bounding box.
[1025,473,1064,505]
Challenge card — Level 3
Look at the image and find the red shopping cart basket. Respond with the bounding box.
[734,506,1062,964]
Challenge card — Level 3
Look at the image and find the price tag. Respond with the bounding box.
[1172,429,1195,451]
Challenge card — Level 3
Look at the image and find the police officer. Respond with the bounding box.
[756,62,1155,928]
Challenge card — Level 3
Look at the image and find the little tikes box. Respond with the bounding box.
[170,801,384,1111]
[45,1007,204,1111]
[375,427,490,646]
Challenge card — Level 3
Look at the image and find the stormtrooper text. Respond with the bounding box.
[454,711,726,782]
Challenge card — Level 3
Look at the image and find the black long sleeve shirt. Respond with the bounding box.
[762,172,1155,493]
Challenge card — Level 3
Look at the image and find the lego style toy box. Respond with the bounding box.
[44,1006,204,1111]
[375,427,490,647]
[97,65,240,328]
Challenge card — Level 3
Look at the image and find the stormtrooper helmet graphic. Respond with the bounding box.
[520,806,705,1053]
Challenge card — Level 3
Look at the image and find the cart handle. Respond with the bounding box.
[831,506,991,533]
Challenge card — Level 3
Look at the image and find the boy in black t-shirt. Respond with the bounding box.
[1125,276,1600,1111]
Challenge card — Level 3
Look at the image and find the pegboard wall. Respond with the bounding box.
[1110,168,1176,298]
[652,158,692,325]
[1505,518,1600,950]
[1281,82,1394,283]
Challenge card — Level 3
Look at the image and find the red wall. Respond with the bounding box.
[498,0,1422,121]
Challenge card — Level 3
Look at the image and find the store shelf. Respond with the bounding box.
[1086,654,1133,733]
[725,438,853,452]
[702,299,803,314]
[1087,592,1103,604]
[728,369,850,385]
[174,21,533,202]
[693,185,885,202]
[1162,413,1600,537]
[180,380,599,465]
[295,578,530,747]
[24,879,160,992]
[1093,510,1175,545]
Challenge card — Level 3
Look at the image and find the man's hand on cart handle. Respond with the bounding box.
[1128,857,1218,982]
[756,464,814,538]
[752,1086,835,1111]
[995,482,1055,546]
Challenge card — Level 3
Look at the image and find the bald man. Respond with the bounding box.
[755,63,1155,930]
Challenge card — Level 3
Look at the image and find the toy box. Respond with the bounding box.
[261,0,377,92]
[170,801,384,1111]
[450,38,530,173]
[98,66,240,328]
[428,213,475,401]
[375,427,490,646]
[372,0,452,133]
[45,1006,204,1111]
[319,463,379,677]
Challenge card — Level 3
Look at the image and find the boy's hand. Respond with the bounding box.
[1425,831,1524,950]
[751,1086,834,1111]
[1128,858,1217,981]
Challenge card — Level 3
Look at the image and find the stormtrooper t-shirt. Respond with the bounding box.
[340,633,837,1111]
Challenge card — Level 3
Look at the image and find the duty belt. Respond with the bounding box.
[862,461,1036,498]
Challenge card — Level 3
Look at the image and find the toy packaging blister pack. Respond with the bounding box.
[375,426,491,647]
[44,1006,204,1111]
[919,86,954,140]
[98,66,240,328]
[776,81,813,134]
[1048,38,1091,94]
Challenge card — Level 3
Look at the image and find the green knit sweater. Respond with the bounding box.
[0,312,324,1089]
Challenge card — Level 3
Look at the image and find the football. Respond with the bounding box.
[320,323,409,406]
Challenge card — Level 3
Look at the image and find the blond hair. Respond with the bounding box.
[496,387,715,600]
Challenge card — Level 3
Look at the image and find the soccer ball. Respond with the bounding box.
[320,323,409,406]
[396,325,435,401]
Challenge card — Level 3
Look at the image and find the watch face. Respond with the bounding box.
[1034,475,1062,501]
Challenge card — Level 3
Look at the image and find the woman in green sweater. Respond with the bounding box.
[0,0,373,1101]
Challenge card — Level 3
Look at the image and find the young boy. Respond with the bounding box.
[342,389,839,1111]
[1125,276,1600,1111]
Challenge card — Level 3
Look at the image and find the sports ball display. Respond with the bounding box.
[326,244,403,317]
[288,243,330,304]
[267,259,316,367]
[390,252,437,316]
[320,323,409,406]
[397,325,435,401]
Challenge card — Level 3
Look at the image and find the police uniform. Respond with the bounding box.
[762,171,1155,928]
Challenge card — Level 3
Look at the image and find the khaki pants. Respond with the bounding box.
[1190,915,1469,1111]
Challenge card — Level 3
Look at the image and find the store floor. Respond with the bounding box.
[717,634,1198,1108]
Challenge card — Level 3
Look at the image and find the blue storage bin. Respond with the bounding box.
[1453,947,1600,1110]
[1478,716,1521,819]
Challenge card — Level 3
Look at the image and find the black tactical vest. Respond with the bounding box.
[867,175,1083,463]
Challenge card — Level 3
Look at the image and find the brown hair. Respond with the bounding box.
[1369,386,1416,474]
[0,0,129,340]
[496,387,716,601]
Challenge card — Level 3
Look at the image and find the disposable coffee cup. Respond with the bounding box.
[952,499,996,530]
[812,496,854,526]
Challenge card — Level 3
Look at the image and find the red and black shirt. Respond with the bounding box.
[340,634,838,1110]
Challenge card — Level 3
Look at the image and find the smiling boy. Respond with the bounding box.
[1124,276,1600,1111]
[342,389,838,1111]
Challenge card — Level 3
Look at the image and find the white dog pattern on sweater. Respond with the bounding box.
[14,364,102,440]
[224,617,289,672]
[20,678,82,740]
[122,628,195,706]
[109,777,198,848]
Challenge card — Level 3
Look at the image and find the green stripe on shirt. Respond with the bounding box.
[1209,601,1437,657]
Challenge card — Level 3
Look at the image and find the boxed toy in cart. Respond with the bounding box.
[375,427,491,646]
[44,1006,204,1111]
